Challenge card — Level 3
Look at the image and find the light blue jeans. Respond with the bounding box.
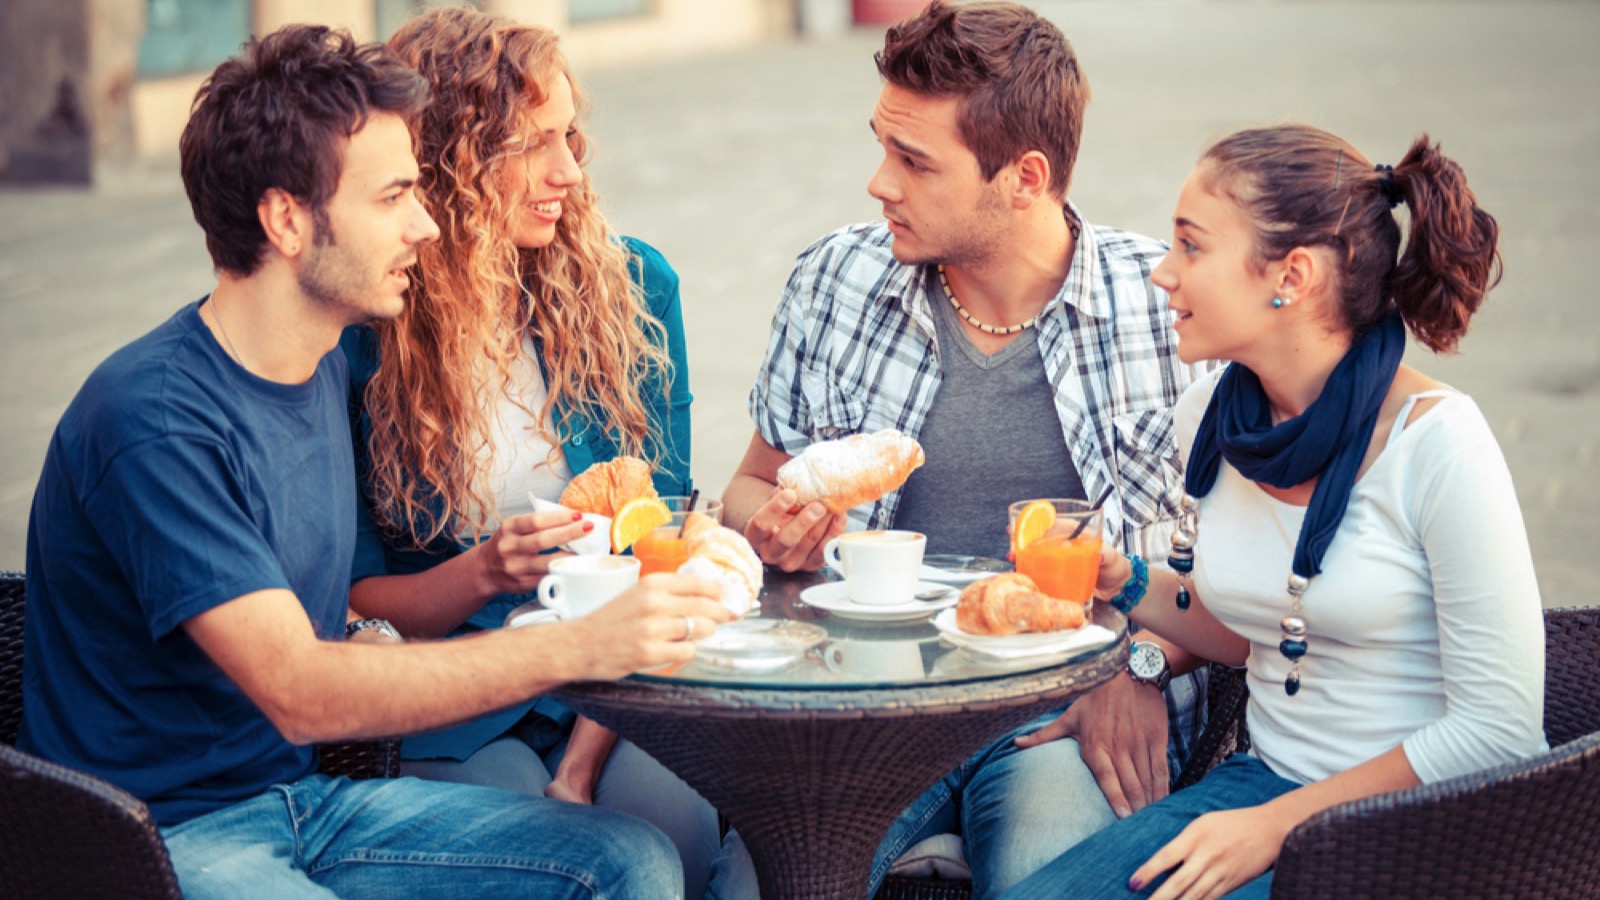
[999,754,1299,899]
[160,773,683,899]
[706,711,1130,900]
[404,732,720,899]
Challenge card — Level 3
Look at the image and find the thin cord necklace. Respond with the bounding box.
[209,295,245,367]
[937,265,1038,336]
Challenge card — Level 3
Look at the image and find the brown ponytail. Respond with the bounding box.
[1387,136,1502,352]
[1201,125,1502,353]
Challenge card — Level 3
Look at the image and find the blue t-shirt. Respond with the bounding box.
[18,300,355,827]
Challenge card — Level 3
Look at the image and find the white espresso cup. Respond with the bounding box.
[822,529,927,605]
[510,556,640,627]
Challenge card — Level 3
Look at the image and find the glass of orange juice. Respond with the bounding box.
[1007,498,1103,603]
[633,497,724,576]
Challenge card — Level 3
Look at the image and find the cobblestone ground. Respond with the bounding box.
[2,1,1595,606]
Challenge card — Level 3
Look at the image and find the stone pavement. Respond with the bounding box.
[1,0,1596,606]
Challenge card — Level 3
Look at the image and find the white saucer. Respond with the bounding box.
[798,581,957,622]
[919,554,1012,585]
[932,608,1117,660]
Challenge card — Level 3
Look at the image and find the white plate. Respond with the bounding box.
[932,608,1118,660]
[695,619,826,670]
[799,581,957,622]
[919,554,1012,585]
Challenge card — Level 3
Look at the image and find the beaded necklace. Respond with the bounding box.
[936,265,1038,336]
[1167,496,1310,695]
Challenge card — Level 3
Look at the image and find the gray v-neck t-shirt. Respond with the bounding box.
[892,285,1085,558]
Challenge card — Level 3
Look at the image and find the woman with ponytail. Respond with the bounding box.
[338,7,719,895]
[1003,125,1545,899]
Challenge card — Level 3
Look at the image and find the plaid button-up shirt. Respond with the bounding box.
[750,209,1209,559]
[748,207,1217,769]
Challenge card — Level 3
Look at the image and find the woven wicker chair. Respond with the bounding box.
[0,570,399,898]
[1271,606,1600,899]
[878,605,1598,900]
[872,661,1252,900]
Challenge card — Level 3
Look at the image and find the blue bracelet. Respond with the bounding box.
[1108,554,1148,614]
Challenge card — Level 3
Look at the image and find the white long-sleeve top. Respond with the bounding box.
[1175,369,1546,786]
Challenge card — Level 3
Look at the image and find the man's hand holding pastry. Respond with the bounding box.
[743,489,847,572]
[729,428,923,571]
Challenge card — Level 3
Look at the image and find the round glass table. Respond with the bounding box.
[532,569,1128,900]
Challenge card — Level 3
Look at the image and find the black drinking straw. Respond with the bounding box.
[1067,484,1115,541]
[677,488,701,538]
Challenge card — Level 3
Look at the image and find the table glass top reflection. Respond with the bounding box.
[642,570,1124,691]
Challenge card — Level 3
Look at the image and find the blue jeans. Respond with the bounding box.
[869,711,1127,899]
[705,711,1130,900]
[160,773,682,899]
[405,734,720,899]
[999,754,1299,900]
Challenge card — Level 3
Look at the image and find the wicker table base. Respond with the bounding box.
[554,643,1125,899]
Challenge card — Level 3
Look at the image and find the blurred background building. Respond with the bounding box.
[1,0,931,186]
[1,1,1596,603]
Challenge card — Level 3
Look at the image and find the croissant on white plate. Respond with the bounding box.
[676,512,762,616]
[777,429,925,514]
[956,573,1086,636]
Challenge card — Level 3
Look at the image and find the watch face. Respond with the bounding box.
[1130,642,1163,679]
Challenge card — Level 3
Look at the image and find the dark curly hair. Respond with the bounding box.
[179,24,429,276]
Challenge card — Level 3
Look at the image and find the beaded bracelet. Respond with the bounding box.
[1107,554,1149,614]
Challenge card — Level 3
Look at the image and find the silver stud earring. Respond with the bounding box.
[1271,295,1293,309]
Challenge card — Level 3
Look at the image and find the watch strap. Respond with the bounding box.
[345,618,402,641]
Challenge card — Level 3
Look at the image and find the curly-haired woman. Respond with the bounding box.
[339,7,715,895]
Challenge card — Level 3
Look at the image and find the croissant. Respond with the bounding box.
[956,573,1086,636]
[777,429,925,514]
[677,512,763,616]
[559,456,657,517]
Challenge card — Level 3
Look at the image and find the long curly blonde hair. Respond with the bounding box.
[368,7,671,548]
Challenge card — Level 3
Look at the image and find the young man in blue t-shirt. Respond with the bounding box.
[18,24,730,899]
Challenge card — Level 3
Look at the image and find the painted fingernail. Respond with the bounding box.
[571,511,583,521]
[1128,876,1144,891]
[582,521,594,532]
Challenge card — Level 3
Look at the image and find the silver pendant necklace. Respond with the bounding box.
[208,295,245,367]
[1169,494,1309,696]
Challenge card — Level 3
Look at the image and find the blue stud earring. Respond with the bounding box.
[1271,296,1292,309]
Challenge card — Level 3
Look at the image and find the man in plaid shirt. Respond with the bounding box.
[720,3,1214,897]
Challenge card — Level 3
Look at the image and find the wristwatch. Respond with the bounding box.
[345,618,402,642]
[1128,640,1171,691]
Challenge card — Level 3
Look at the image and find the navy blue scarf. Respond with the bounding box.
[1185,313,1406,578]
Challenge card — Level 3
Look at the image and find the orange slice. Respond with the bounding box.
[611,497,673,554]
[1012,500,1057,553]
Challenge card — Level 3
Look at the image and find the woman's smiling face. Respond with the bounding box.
[498,74,583,251]
[1152,162,1284,366]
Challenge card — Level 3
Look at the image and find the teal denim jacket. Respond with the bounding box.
[339,237,693,760]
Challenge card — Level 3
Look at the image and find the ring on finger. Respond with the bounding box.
[682,615,696,641]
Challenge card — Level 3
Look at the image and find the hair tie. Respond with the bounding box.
[1374,163,1404,209]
